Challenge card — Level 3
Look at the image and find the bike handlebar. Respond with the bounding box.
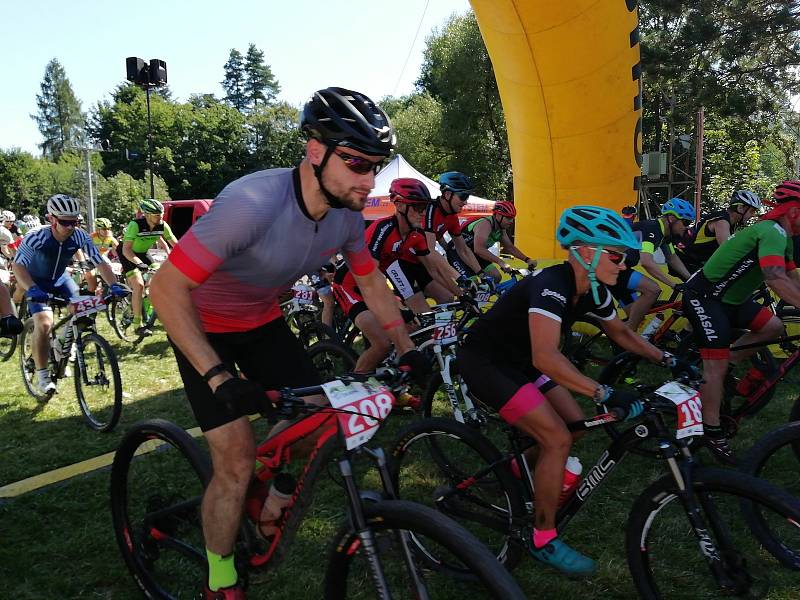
[263,367,412,422]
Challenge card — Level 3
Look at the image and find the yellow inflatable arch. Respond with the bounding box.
[470,0,643,259]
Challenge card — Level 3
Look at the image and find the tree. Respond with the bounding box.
[244,44,280,108]
[248,102,305,169]
[31,59,85,160]
[221,49,247,111]
[414,13,511,199]
[381,93,449,177]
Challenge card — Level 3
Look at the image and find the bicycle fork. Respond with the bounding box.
[339,449,430,600]
[434,347,481,427]
[662,444,749,593]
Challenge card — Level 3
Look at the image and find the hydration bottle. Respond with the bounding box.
[258,472,296,538]
[558,456,583,506]
[640,313,664,339]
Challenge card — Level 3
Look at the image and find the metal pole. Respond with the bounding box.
[85,148,96,232]
[145,86,155,198]
[694,107,705,218]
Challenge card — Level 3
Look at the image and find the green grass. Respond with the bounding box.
[1,326,800,598]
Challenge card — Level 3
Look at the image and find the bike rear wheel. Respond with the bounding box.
[18,318,53,401]
[75,332,123,432]
[323,499,527,600]
[110,419,211,599]
[626,467,800,599]
[389,418,525,576]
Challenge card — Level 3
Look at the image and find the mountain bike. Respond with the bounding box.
[109,263,159,343]
[389,373,800,598]
[110,368,527,599]
[19,291,126,431]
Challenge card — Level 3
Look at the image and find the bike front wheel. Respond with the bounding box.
[323,499,527,600]
[389,418,525,576]
[110,419,211,599]
[626,467,800,599]
[75,332,123,431]
[109,295,138,342]
[740,421,800,569]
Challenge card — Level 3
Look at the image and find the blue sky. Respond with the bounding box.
[0,0,471,155]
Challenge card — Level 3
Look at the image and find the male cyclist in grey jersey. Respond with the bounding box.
[151,87,430,600]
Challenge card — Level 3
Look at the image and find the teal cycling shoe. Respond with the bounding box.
[527,536,597,577]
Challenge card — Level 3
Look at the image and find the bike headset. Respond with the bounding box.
[438,171,475,215]
[557,206,641,303]
[300,87,395,210]
[389,178,433,230]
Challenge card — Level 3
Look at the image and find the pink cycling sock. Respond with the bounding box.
[533,528,557,549]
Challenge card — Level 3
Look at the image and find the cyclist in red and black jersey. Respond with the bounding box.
[421,171,484,290]
[333,178,462,373]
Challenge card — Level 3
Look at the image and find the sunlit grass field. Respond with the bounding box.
[1,319,799,598]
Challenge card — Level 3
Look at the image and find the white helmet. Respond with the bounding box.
[729,190,761,210]
[0,226,13,246]
[1,210,15,222]
[46,194,81,218]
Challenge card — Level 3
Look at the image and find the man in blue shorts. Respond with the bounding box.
[609,197,695,330]
[12,194,126,394]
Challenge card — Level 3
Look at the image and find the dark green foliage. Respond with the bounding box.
[31,58,85,160]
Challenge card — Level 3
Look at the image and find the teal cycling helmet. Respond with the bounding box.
[140,198,164,214]
[438,171,475,194]
[558,206,640,303]
[661,197,695,221]
[557,206,640,250]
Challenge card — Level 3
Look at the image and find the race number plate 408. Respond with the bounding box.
[654,381,704,439]
[322,379,395,449]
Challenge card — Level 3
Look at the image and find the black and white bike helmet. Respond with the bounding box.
[729,190,761,210]
[47,194,81,218]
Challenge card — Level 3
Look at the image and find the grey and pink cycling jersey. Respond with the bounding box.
[169,167,375,333]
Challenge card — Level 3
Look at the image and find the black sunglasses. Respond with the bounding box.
[680,219,692,227]
[333,149,385,175]
[56,218,79,227]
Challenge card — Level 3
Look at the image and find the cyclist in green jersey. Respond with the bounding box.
[119,199,178,335]
[448,201,536,281]
[683,180,800,464]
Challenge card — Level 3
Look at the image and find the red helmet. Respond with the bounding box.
[389,178,432,204]
[493,200,517,218]
[773,180,800,203]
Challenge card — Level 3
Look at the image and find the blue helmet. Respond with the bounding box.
[661,198,695,221]
[557,206,640,250]
[438,171,475,194]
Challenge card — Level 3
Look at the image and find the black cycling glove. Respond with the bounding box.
[398,349,432,387]
[213,377,270,418]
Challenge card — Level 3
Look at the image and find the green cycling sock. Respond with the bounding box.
[206,548,237,591]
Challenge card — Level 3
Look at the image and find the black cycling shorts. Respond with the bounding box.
[170,317,321,432]
[384,259,433,300]
[119,249,152,275]
[456,342,557,423]
[681,290,774,360]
